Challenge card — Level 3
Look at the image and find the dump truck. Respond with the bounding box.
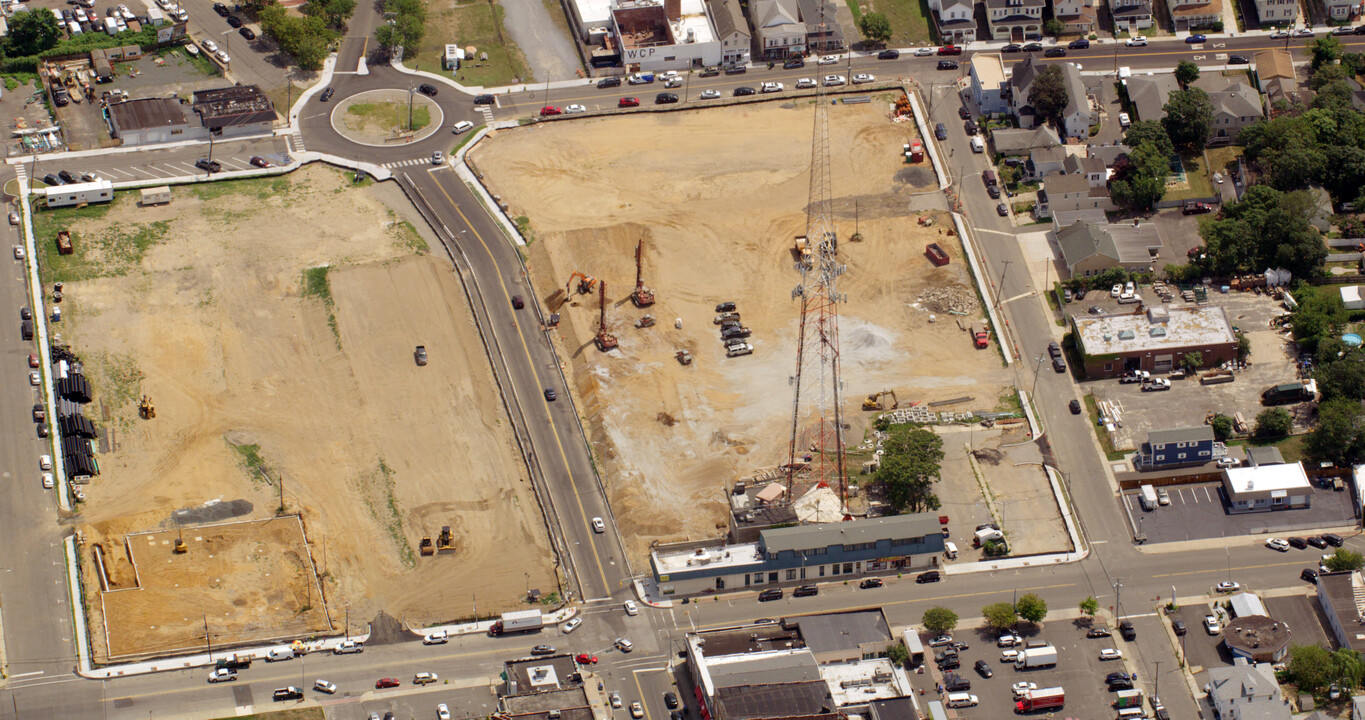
[1014,646,1057,669]
[1261,379,1317,406]
[1016,687,1064,713]
[971,325,988,349]
[489,609,543,636]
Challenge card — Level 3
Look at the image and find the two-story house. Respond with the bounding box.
[928,0,977,44]
[1027,145,1068,180]
[1139,426,1216,469]
[1126,73,1181,122]
[708,0,752,66]
[1009,54,1043,127]
[986,0,1044,40]
[1321,0,1363,21]
[797,0,846,52]
[1050,209,1158,271]
[1059,62,1095,137]
[1253,0,1298,24]
[970,53,1009,115]
[1207,81,1264,144]
[1036,171,1114,217]
[1207,659,1291,720]
[1110,0,1154,28]
[1167,0,1222,30]
[751,0,807,59]
[1054,0,1098,33]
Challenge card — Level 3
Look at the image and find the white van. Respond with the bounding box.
[265,646,295,661]
[970,136,984,153]
[1116,709,1147,720]
[944,541,958,559]
[946,693,978,708]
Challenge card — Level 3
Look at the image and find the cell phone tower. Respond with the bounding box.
[785,11,848,512]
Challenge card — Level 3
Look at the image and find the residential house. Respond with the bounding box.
[751,0,806,60]
[1058,62,1095,137]
[1138,426,1216,469]
[796,0,845,52]
[1050,209,1156,272]
[1027,145,1068,180]
[1207,80,1264,144]
[970,54,1009,115]
[1054,0,1098,34]
[1125,73,1181,122]
[1009,54,1043,127]
[1167,0,1222,30]
[1087,142,1130,168]
[929,0,977,44]
[1253,0,1298,24]
[1110,0,1154,28]
[1255,49,1311,110]
[985,0,1044,40]
[708,0,751,66]
[1063,153,1107,185]
[1206,658,1291,720]
[1321,0,1363,21]
[990,125,1061,156]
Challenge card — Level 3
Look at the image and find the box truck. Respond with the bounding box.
[1113,689,1144,709]
[1016,687,1064,713]
[1139,484,1158,511]
[1014,645,1058,669]
[489,609,543,636]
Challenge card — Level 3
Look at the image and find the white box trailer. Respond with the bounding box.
[900,628,924,666]
[42,179,113,208]
[140,185,171,205]
[1139,484,1158,511]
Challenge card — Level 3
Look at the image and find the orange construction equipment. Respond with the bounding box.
[595,281,618,351]
[632,239,655,308]
[566,271,597,295]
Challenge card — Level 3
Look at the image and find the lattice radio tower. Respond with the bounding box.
[785,19,848,510]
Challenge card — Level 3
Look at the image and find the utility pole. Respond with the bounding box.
[203,613,212,659]
[1154,660,1161,700]
[1113,578,1123,619]
[408,86,415,132]
[995,260,1013,309]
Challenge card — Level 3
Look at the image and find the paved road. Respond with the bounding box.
[498,0,583,82]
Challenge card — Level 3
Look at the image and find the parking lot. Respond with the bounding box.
[1170,603,1230,674]
[912,623,1141,720]
[1082,290,1299,452]
[27,135,290,186]
[1122,482,1359,543]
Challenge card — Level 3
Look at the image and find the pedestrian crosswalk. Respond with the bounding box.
[14,164,26,184]
[476,105,494,124]
[289,130,307,152]
[382,157,437,169]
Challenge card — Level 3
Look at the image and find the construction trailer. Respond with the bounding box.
[40,179,114,208]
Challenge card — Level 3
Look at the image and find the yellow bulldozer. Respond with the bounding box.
[862,390,899,411]
[139,395,156,419]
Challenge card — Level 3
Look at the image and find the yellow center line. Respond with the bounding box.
[632,667,655,720]
[1153,559,1303,578]
[425,171,613,596]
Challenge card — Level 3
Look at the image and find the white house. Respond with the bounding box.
[751,0,806,60]
[1208,659,1290,720]
[970,54,1009,115]
[985,0,1044,40]
[931,0,976,44]
[1253,0,1298,24]
[708,0,751,66]
[1054,0,1098,33]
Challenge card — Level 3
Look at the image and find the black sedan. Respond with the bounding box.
[859,578,884,589]
[473,93,496,104]
[664,693,679,710]
[655,92,679,104]
[418,83,439,97]
[1044,47,1068,57]
[213,2,229,15]
[1228,55,1249,64]
[937,60,959,70]
[239,27,255,40]
[958,105,971,119]
[877,49,900,59]
[544,388,557,401]
[996,203,1009,217]
[1002,43,1023,52]
[1070,399,1082,414]
[783,58,805,68]
[226,15,243,27]
[320,87,335,101]
[733,86,756,96]
[1023,42,1043,51]
[1069,38,1090,48]
[974,660,992,678]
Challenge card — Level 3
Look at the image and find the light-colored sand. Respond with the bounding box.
[59,167,554,659]
[472,100,1013,560]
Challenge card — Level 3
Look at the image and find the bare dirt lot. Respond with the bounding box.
[97,517,327,658]
[472,99,1013,560]
[45,167,554,659]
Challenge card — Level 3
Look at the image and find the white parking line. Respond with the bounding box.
[104,167,134,178]
[137,166,171,178]
[219,158,248,171]
[1204,486,1215,502]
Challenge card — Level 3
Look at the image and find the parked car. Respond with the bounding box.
[1172,619,1186,636]
[1308,536,1330,549]
[1215,581,1240,593]
[273,687,303,701]
[928,635,954,647]
[796,78,816,89]
[734,86,756,96]
[1022,42,1043,51]
[334,640,364,654]
[630,704,644,719]
[1012,682,1037,698]
[916,570,941,583]
[376,678,401,689]
[1183,201,1213,214]
[1269,29,1290,38]
[576,653,598,664]
[664,692,679,709]
[937,45,962,55]
[414,673,439,685]
[877,49,900,59]
[208,668,237,683]
[195,158,222,173]
[859,578,884,589]
[530,645,556,656]
[1204,615,1221,634]
[817,54,840,64]
[1002,43,1022,52]
[540,106,562,116]
[418,83,438,96]
[1044,47,1067,57]
[700,89,721,99]
[794,584,819,596]
[1324,533,1345,547]
[1288,537,1309,549]
[239,27,255,40]
[423,630,449,644]
[782,58,806,69]
[758,588,783,601]
[822,75,845,86]
[314,680,338,694]
[1125,36,1148,46]
[1086,626,1111,638]
[997,633,1021,647]
[1186,34,1207,43]
[974,660,992,677]
[1118,112,1131,128]
[1293,27,1315,37]
[1069,399,1082,414]
[1302,568,1319,583]
[250,156,272,168]
[1099,649,1122,661]
[1228,54,1249,64]
[852,73,875,84]
[654,93,678,104]
[1266,537,1291,552]
[937,60,959,70]
[1069,38,1090,48]
[997,203,1010,217]
[914,47,935,56]
[760,82,784,93]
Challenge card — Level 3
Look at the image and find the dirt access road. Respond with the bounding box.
[472,99,1013,561]
[41,167,554,658]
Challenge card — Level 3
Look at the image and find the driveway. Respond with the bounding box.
[500,0,582,81]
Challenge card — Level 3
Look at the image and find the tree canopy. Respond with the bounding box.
[8,9,62,57]
[1306,397,1365,466]
[1016,593,1048,623]
[1326,549,1365,572]
[1029,65,1069,128]
[982,602,1018,630]
[1195,185,1326,281]
[376,0,426,53]
[923,607,959,634]
[874,425,944,513]
[1109,140,1168,211]
[857,13,891,45]
[1162,88,1213,152]
[260,5,334,70]
[1175,60,1200,88]
[1253,408,1293,439]
[1123,120,1174,158]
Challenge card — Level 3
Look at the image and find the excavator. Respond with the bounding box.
[566,271,597,296]
[139,395,156,419]
[632,239,655,308]
[862,390,899,411]
[595,281,618,351]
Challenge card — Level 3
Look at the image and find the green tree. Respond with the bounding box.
[1293,290,1348,353]
[1254,408,1293,439]
[1016,593,1048,624]
[1175,60,1200,88]
[1306,397,1365,466]
[887,642,910,667]
[857,12,892,46]
[1289,644,1335,693]
[1180,352,1204,371]
[1123,120,1175,159]
[302,0,356,28]
[923,606,959,634]
[1079,596,1099,618]
[1237,333,1251,362]
[982,602,1018,630]
[1043,18,1064,36]
[1201,184,1328,283]
[1309,35,1342,70]
[1210,413,1235,441]
[1109,140,1168,211]
[1333,648,1365,691]
[874,426,945,513]
[1326,549,1365,572]
[1029,65,1069,128]
[8,9,63,56]
[1163,88,1214,151]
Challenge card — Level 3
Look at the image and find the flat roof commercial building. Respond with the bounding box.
[1070,305,1237,378]
[192,85,276,139]
[1222,463,1311,513]
[1319,571,1365,653]
[107,96,203,146]
[652,514,944,596]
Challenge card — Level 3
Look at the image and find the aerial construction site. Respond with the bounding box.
[473,97,1013,560]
